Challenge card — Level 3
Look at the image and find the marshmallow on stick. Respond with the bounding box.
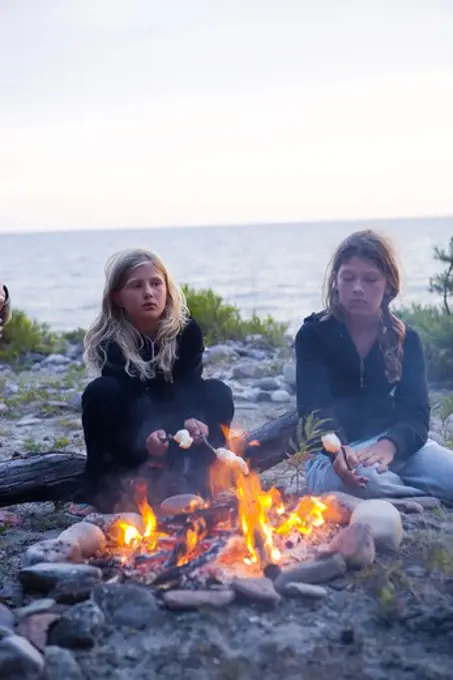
[214,447,249,476]
[321,432,342,454]
[173,429,194,449]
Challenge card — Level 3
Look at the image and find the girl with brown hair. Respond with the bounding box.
[296,230,453,503]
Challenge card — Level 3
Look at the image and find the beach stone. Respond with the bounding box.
[50,572,105,604]
[232,577,281,606]
[163,589,235,611]
[159,494,207,516]
[231,362,262,379]
[59,522,106,558]
[0,603,14,631]
[0,634,44,680]
[43,646,84,680]
[19,563,102,594]
[271,389,291,403]
[205,345,237,362]
[16,416,43,427]
[322,491,362,514]
[274,553,347,593]
[256,390,272,402]
[15,599,56,621]
[242,387,261,402]
[326,522,376,568]
[321,494,354,526]
[255,377,281,391]
[0,510,22,526]
[48,602,104,649]
[91,583,161,628]
[17,613,60,652]
[350,499,403,550]
[282,583,328,599]
[283,362,297,387]
[389,496,441,511]
[387,498,424,514]
[41,354,70,366]
[85,512,144,536]
[24,539,83,566]
[4,382,19,397]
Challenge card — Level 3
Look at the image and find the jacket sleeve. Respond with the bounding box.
[295,323,348,443]
[379,329,430,461]
[174,319,204,382]
[0,285,12,326]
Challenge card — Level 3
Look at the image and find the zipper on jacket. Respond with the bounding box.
[359,358,364,388]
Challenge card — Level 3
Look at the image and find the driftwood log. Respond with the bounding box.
[0,409,299,508]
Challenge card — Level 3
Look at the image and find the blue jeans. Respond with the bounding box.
[305,434,453,504]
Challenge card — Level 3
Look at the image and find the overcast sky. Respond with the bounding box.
[0,0,452,233]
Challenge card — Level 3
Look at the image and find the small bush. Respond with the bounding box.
[397,304,453,386]
[0,309,62,362]
[182,284,288,346]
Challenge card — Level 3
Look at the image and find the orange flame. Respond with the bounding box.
[176,517,207,567]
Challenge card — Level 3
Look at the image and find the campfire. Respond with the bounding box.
[107,427,335,587]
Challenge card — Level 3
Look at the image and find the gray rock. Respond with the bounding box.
[15,599,56,621]
[17,416,43,427]
[159,494,207,516]
[163,589,235,611]
[17,613,61,652]
[68,393,82,411]
[232,577,281,606]
[255,377,281,391]
[0,604,14,631]
[4,382,19,397]
[271,389,291,403]
[41,354,70,366]
[43,646,84,680]
[24,539,83,566]
[231,362,262,379]
[256,389,271,402]
[0,634,44,680]
[50,572,105,604]
[91,583,161,629]
[283,362,297,387]
[205,345,238,362]
[242,387,261,402]
[48,601,104,649]
[274,554,347,593]
[19,563,102,594]
[282,583,328,599]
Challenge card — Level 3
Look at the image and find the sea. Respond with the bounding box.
[1,217,452,336]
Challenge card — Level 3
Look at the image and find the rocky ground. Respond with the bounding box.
[1,338,453,679]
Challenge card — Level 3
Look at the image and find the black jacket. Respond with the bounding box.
[101,317,204,398]
[295,312,430,461]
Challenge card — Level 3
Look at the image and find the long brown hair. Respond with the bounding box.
[324,230,406,383]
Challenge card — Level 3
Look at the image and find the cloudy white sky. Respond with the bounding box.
[0,0,452,233]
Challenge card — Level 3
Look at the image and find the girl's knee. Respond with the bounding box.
[82,376,121,409]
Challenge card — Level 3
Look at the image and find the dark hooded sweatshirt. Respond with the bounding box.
[295,312,430,462]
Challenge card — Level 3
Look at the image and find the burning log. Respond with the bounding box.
[152,536,228,587]
[241,408,299,472]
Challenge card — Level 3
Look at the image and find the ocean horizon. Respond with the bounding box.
[1,216,452,336]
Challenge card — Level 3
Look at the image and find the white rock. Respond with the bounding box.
[282,582,328,599]
[283,362,297,387]
[59,522,106,558]
[350,499,403,550]
[24,539,83,566]
[271,389,291,403]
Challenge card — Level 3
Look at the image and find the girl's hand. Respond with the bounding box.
[146,430,169,457]
[184,418,209,444]
[356,440,396,473]
[333,446,368,488]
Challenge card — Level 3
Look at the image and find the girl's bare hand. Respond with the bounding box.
[184,418,209,444]
[146,430,169,457]
[332,446,368,488]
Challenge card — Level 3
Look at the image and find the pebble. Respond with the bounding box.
[15,599,57,621]
[282,583,328,599]
[163,589,235,611]
[43,646,84,680]
[17,613,61,652]
[48,601,105,649]
[24,539,83,567]
[91,583,162,629]
[274,554,347,593]
[255,377,281,391]
[58,522,107,558]
[271,389,292,403]
[232,577,281,606]
[0,603,14,631]
[50,572,105,604]
[350,499,403,550]
[0,634,44,680]
[19,563,102,594]
[159,494,207,516]
[326,522,376,568]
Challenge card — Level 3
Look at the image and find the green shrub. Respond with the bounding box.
[0,309,62,362]
[398,304,453,386]
[182,284,288,346]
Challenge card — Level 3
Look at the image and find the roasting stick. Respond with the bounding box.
[321,433,353,471]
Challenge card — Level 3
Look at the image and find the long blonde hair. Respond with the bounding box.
[324,230,406,384]
[84,249,189,381]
